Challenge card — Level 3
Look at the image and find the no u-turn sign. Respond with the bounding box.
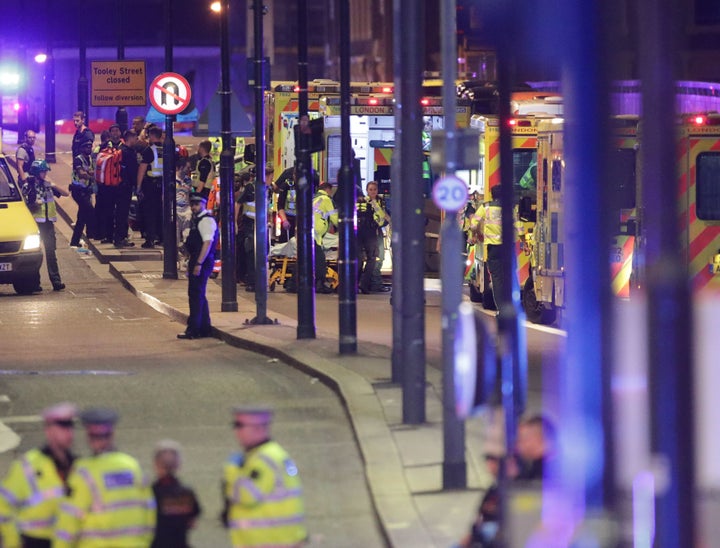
[149,72,192,115]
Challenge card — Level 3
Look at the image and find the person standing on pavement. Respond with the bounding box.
[22,160,69,292]
[0,403,77,548]
[114,130,138,248]
[274,167,297,243]
[70,112,94,161]
[150,440,201,548]
[471,184,504,310]
[235,168,262,292]
[312,182,338,293]
[136,126,164,249]
[192,140,216,200]
[356,181,391,294]
[95,127,121,244]
[69,139,96,249]
[15,130,36,183]
[221,406,307,548]
[178,194,218,340]
[53,408,156,548]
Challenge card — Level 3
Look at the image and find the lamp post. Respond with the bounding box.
[162,0,177,279]
[218,0,237,311]
[44,0,55,163]
[115,0,128,132]
[77,0,88,115]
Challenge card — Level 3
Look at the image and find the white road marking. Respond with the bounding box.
[0,422,21,453]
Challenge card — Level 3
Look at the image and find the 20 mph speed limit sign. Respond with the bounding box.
[432,175,469,212]
[149,72,192,115]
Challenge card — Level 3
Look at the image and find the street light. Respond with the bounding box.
[210,1,221,13]
[34,53,47,64]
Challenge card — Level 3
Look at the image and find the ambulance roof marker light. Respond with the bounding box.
[508,118,517,126]
[382,86,393,93]
[421,98,430,106]
[693,115,706,126]
[369,97,379,105]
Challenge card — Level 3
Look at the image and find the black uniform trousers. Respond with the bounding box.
[113,185,133,244]
[20,534,51,548]
[486,243,504,309]
[239,219,256,286]
[38,221,61,287]
[358,230,380,293]
[186,261,213,337]
[141,178,163,244]
[70,186,96,245]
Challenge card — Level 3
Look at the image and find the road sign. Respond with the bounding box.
[432,174,468,212]
[149,72,192,116]
[91,61,146,107]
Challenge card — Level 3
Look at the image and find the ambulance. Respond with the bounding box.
[465,93,563,311]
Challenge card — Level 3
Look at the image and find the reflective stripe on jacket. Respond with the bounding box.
[0,449,69,545]
[312,190,338,245]
[53,452,156,548]
[148,145,163,178]
[224,441,306,548]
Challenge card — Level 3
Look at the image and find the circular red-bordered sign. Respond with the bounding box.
[149,72,192,115]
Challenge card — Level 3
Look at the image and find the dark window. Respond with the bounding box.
[551,160,562,192]
[696,152,720,220]
[512,149,537,197]
[611,148,636,209]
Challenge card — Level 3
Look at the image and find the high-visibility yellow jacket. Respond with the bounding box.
[312,189,338,246]
[223,441,306,548]
[0,448,71,547]
[471,200,503,246]
[53,451,155,548]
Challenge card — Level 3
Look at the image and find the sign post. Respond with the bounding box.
[149,72,191,280]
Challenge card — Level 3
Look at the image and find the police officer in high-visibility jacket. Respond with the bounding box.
[312,182,338,294]
[471,184,504,309]
[0,403,77,548]
[53,408,155,548]
[222,406,307,548]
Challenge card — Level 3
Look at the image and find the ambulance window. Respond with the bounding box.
[512,150,537,197]
[696,152,720,220]
[552,160,562,192]
[611,148,636,209]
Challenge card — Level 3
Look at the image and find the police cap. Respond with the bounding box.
[189,193,207,205]
[42,402,77,423]
[80,407,118,427]
[232,405,273,423]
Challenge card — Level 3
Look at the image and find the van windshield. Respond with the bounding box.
[0,159,21,202]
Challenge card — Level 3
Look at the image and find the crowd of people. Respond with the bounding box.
[0,403,306,548]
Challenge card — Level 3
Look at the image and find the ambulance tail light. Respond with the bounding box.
[421,98,430,106]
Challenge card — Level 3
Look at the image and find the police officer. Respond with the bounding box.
[470,184,503,309]
[192,140,216,200]
[235,169,259,292]
[15,130,36,183]
[53,408,155,548]
[136,126,164,249]
[312,182,338,294]
[356,181,390,294]
[178,194,219,340]
[221,406,307,548]
[274,167,297,243]
[0,403,77,548]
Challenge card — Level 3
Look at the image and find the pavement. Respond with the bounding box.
[7,132,496,548]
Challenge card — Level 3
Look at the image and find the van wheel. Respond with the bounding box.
[522,277,556,325]
[13,278,39,295]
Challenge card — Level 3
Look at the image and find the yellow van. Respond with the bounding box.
[0,154,43,294]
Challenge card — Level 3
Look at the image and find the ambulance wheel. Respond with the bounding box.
[522,277,556,325]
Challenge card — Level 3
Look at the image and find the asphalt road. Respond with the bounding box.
[0,236,386,547]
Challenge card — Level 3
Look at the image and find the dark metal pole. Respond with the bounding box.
[440,0,465,490]
[399,0,426,424]
[250,0,272,324]
[162,0,177,279]
[338,0,357,354]
[296,0,316,339]
[77,0,88,115]
[219,0,237,311]
[639,1,695,545]
[44,1,56,163]
[115,0,128,132]
[390,0,403,383]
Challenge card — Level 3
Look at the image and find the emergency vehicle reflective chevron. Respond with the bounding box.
[53,452,155,548]
[0,449,67,545]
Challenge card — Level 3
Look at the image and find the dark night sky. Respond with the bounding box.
[1,0,225,50]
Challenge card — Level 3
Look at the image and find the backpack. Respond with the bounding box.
[95,147,122,186]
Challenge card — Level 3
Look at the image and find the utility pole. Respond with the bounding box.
[219,0,237,311]
[44,0,56,163]
[296,0,316,339]
[162,0,177,280]
[439,0,466,490]
[77,0,88,115]
[337,0,358,354]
